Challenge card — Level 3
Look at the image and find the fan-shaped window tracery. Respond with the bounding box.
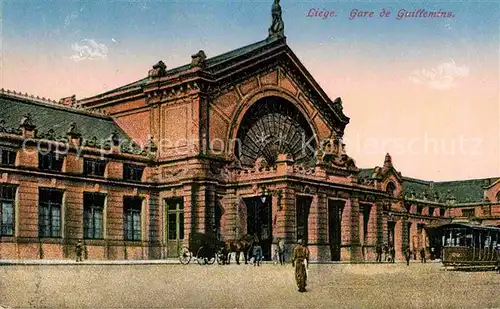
[235,97,316,167]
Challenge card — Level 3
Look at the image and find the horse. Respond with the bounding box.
[222,234,255,265]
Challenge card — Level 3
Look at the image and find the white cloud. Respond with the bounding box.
[70,39,108,62]
[409,60,469,90]
[64,11,78,27]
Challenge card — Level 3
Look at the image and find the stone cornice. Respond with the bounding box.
[0,166,154,189]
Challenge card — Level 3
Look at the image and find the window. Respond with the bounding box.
[83,193,105,239]
[123,164,144,181]
[0,148,16,166]
[462,208,475,218]
[83,158,106,177]
[39,189,63,238]
[385,182,396,197]
[296,196,312,243]
[166,198,184,240]
[124,197,142,241]
[38,152,63,172]
[439,208,446,217]
[0,185,16,236]
[428,207,435,217]
[483,205,491,217]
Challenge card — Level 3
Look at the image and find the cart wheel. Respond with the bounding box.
[179,247,191,265]
[196,246,207,265]
[206,253,216,265]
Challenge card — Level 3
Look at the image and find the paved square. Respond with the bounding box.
[1,262,499,308]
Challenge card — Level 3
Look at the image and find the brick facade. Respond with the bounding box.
[1,21,499,262]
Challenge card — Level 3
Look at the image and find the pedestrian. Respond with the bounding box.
[413,248,417,260]
[375,244,382,263]
[420,247,426,263]
[278,237,286,265]
[252,242,262,266]
[75,239,83,262]
[383,244,389,262]
[292,239,309,292]
[495,245,500,274]
[390,246,396,263]
[405,247,411,266]
[273,248,279,265]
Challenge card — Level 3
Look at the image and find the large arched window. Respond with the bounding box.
[235,96,316,167]
[386,182,396,197]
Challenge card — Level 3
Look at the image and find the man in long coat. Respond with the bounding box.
[292,239,309,292]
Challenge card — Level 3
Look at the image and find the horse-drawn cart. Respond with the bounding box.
[178,232,225,265]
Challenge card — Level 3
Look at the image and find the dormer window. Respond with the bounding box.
[385,182,396,197]
[0,148,16,166]
[38,152,63,172]
[462,208,475,218]
[83,158,106,177]
[123,164,144,181]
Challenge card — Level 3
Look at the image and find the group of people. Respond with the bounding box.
[376,244,428,265]
[404,247,427,266]
[375,244,396,263]
[249,237,287,267]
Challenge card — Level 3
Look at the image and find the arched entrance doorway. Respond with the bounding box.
[234,96,317,260]
[234,96,317,168]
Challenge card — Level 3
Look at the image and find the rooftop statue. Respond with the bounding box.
[268,0,285,38]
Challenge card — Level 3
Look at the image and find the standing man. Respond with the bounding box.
[375,244,382,263]
[252,242,263,267]
[75,239,83,262]
[405,247,411,266]
[390,246,396,263]
[292,239,309,292]
[420,247,426,263]
[278,237,286,265]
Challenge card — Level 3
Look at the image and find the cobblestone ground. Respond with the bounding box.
[1,261,499,309]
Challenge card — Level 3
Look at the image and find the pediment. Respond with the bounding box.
[202,37,350,131]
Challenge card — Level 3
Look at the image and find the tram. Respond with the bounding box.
[427,222,500,270]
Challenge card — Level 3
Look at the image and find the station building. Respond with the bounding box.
[1,1,499,262]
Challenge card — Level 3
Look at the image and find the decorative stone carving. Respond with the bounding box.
[67,122,81,138]
[109,132,120,146]
[254,157,268,171]
[0,119,21,135]
[191,50,207,67]
[148,61,167,78]
[268,0,285,38]
[20,113,36,130]
[332,97,343,110]
[145,135,157,153]
[163,167,185,178]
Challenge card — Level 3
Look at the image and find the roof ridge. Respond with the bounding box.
[205,37,276,67]
[79,37,280,103]
[402,176,431,185]
[1,89,111,120]
[78,77,148,103]
[434,177,499,185]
